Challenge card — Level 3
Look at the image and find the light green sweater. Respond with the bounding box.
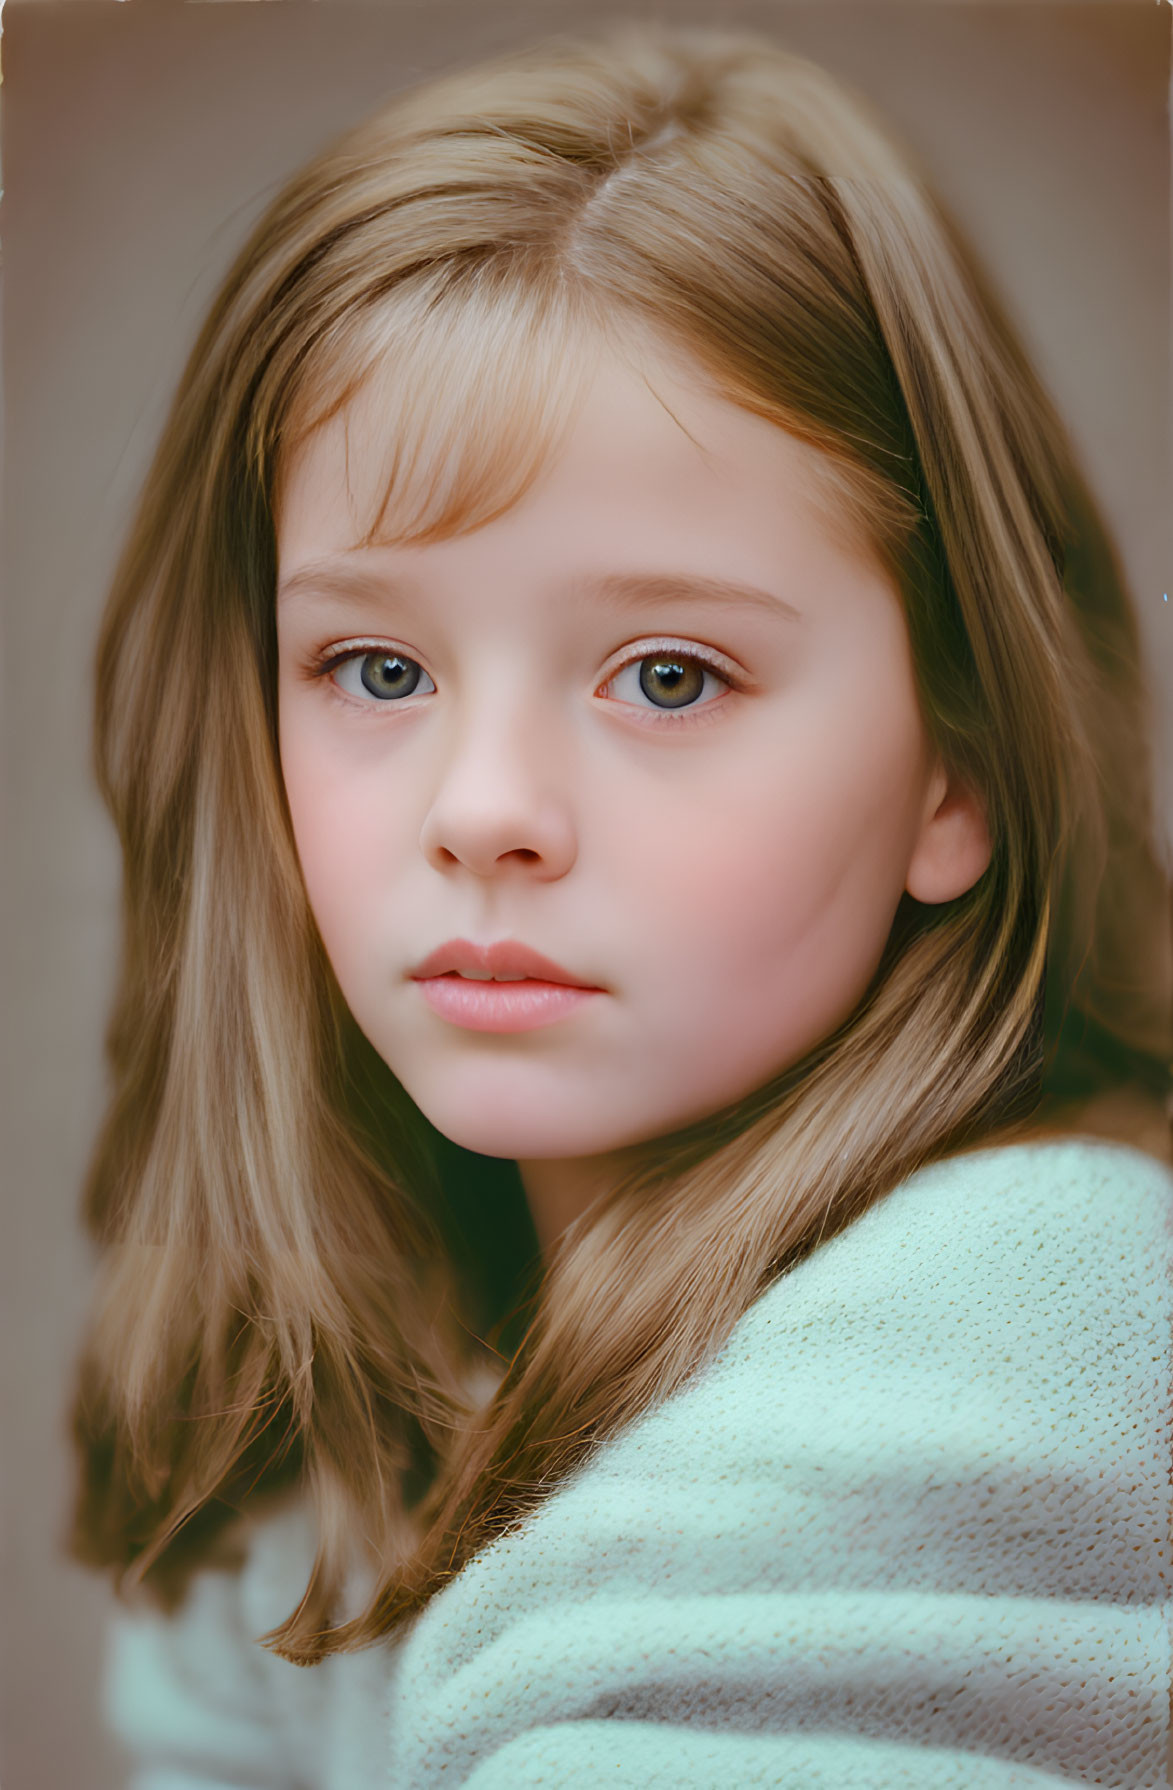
[104,1137,1173,1787]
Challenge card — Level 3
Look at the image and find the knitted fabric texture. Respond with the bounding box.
[104,1137,1173,1787]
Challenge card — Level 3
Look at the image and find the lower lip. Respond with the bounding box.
[411,974,602,1033]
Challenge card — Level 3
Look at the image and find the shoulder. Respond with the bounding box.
[234,1491,322,1632]
[738,1133,1171,1326]
[102,1493,330,1786]
[387,1136,1172,1787]
[525,1134,1173,1622]
[815,1132,1173,1294]
[625,1135,1172,1466]
[878,1133,1173,1304]
[887,1131,1173,1240]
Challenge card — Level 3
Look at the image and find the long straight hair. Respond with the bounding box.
[68,23,1171,1663]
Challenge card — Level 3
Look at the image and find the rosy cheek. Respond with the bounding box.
[280,709,370,949]
[295,807,353,930]
[619,776,808,919]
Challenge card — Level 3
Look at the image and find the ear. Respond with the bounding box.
[904,762,992,905]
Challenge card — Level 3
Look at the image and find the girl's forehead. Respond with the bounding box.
[275,331,882,591]
[275,354,900,646]
[272,297,739,543]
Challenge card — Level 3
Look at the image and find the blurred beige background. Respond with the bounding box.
[3,4,1170,1787]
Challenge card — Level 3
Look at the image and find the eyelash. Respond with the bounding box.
[306,637,746,727]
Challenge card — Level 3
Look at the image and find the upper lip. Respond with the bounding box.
[409,938,602,988]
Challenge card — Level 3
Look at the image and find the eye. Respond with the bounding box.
[601,644,736,718]
[312,638,741,718]
[329,649,436,704]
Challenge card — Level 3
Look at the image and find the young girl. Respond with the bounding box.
[70,22,1172,1788]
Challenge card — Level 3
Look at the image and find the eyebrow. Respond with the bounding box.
[572,571,802,623]
[276,560,802,623]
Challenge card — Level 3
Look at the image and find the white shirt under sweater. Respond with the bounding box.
[103,1136,1173,1788]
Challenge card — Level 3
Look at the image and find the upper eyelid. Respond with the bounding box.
[314,635,746,682]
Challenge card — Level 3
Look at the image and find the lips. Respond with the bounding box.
[408,938,603,989]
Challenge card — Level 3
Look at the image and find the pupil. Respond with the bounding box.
[360,653,420,700]
[640,656,703,709]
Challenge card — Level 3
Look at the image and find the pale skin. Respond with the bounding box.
[275,336,992,1262]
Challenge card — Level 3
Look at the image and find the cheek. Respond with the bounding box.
[614,730,917,962]
[603,712,925,1079]
[278,703,395,971]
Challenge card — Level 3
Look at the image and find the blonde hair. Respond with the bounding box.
[68,23,1171,1664]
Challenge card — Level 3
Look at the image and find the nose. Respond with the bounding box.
[417,696,578,883]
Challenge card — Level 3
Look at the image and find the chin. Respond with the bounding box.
[407,1095,628,1165]
[407,1102,565,1162]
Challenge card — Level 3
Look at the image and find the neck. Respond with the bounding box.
[516,1149,633,1262]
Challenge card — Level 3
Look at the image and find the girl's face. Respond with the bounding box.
[276,337,989,1201]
